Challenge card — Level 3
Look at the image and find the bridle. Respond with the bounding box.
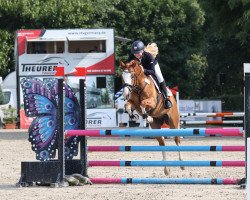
[122,63,148,96]
[121,60,160,114]
[122,69,133,92]
[123,82,133,92]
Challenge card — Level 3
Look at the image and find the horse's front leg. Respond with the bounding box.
[124,100,135,118]
[140,106,153,127]
[140,98,155,126]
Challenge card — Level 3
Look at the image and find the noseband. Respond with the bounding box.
[123,83,133,91]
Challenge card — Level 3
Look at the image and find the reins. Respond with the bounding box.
[129,64,148,96]
[122,61,161,113]
[131,63,163,113]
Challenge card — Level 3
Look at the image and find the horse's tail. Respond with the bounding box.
[145,43,158,59]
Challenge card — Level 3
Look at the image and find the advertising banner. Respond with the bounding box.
[17,29,114,76]
[86,109,117,128]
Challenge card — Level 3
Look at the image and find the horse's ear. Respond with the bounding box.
[120,61,126,70]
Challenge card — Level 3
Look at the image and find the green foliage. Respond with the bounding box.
[109,0,206,96]
[0,0,94,30]
[2,106,17,123]
[221,94,244,111]
[0,0,95,77]
[0,0,248,103]
[199,0,250,99]
[181,54,208,98]
[106,76,114,95]
[0,30,14,76]
[101,89,110,104]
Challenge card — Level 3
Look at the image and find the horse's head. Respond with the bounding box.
[120,60,144,100]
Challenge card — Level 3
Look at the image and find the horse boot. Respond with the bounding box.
[159,81,173,109]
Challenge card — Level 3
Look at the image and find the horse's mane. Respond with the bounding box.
[144,43,158,59]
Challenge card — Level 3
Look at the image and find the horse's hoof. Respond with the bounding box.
[164,168,170,176]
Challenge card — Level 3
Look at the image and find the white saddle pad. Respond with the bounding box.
[149,75,173,96]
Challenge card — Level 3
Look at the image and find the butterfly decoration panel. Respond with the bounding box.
[21,78,80,161]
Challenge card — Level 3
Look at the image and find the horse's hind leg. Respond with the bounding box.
[156,136,170,176]
[168,112,185,171]
[151,121,170,176]
[174,136,184,170]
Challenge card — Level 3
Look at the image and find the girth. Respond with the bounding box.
[147,93,162,114]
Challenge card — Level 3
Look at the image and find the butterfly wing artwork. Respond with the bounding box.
[21,78,80,161]
[64,83,80,159]
[21,78,58,161]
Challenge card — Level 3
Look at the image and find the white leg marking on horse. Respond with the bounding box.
[125,104,132,115]
[176,142,185,170]
[140,106,147,128]
[159,136,170,176]
[147,116,154,123]
[123,87,130,100]
[162,151,170,176]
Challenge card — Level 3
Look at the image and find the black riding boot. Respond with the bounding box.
[159,81,173,109]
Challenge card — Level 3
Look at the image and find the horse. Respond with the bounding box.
[120,59,184,175]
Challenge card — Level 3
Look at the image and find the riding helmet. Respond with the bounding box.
[131,40,145,54]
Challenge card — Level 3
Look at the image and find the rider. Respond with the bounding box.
[128,40,173,109]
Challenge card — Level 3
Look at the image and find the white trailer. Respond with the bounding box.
[0,72,17,125]
[15,29,116,128]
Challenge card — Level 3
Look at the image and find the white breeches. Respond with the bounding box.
[154,63,164,83]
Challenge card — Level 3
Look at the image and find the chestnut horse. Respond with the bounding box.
[120,59,184,175]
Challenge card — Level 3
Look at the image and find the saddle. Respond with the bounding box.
[149,75,172,97]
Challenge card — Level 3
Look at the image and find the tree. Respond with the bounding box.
[0,0,208,99]
[0,0,94,30]
[181,54,207,98]
[0,0,95,77]
[101,89,110,104]
[198,0,250,98]
[0,30,14,77]
[99,0,206,98]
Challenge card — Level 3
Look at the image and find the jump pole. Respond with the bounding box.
[65,128,243,137]
[90,177,240,185]
[87,145,245,152]
[180,120,244,125]
[180,112,244,118]
[88,160,245,167]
